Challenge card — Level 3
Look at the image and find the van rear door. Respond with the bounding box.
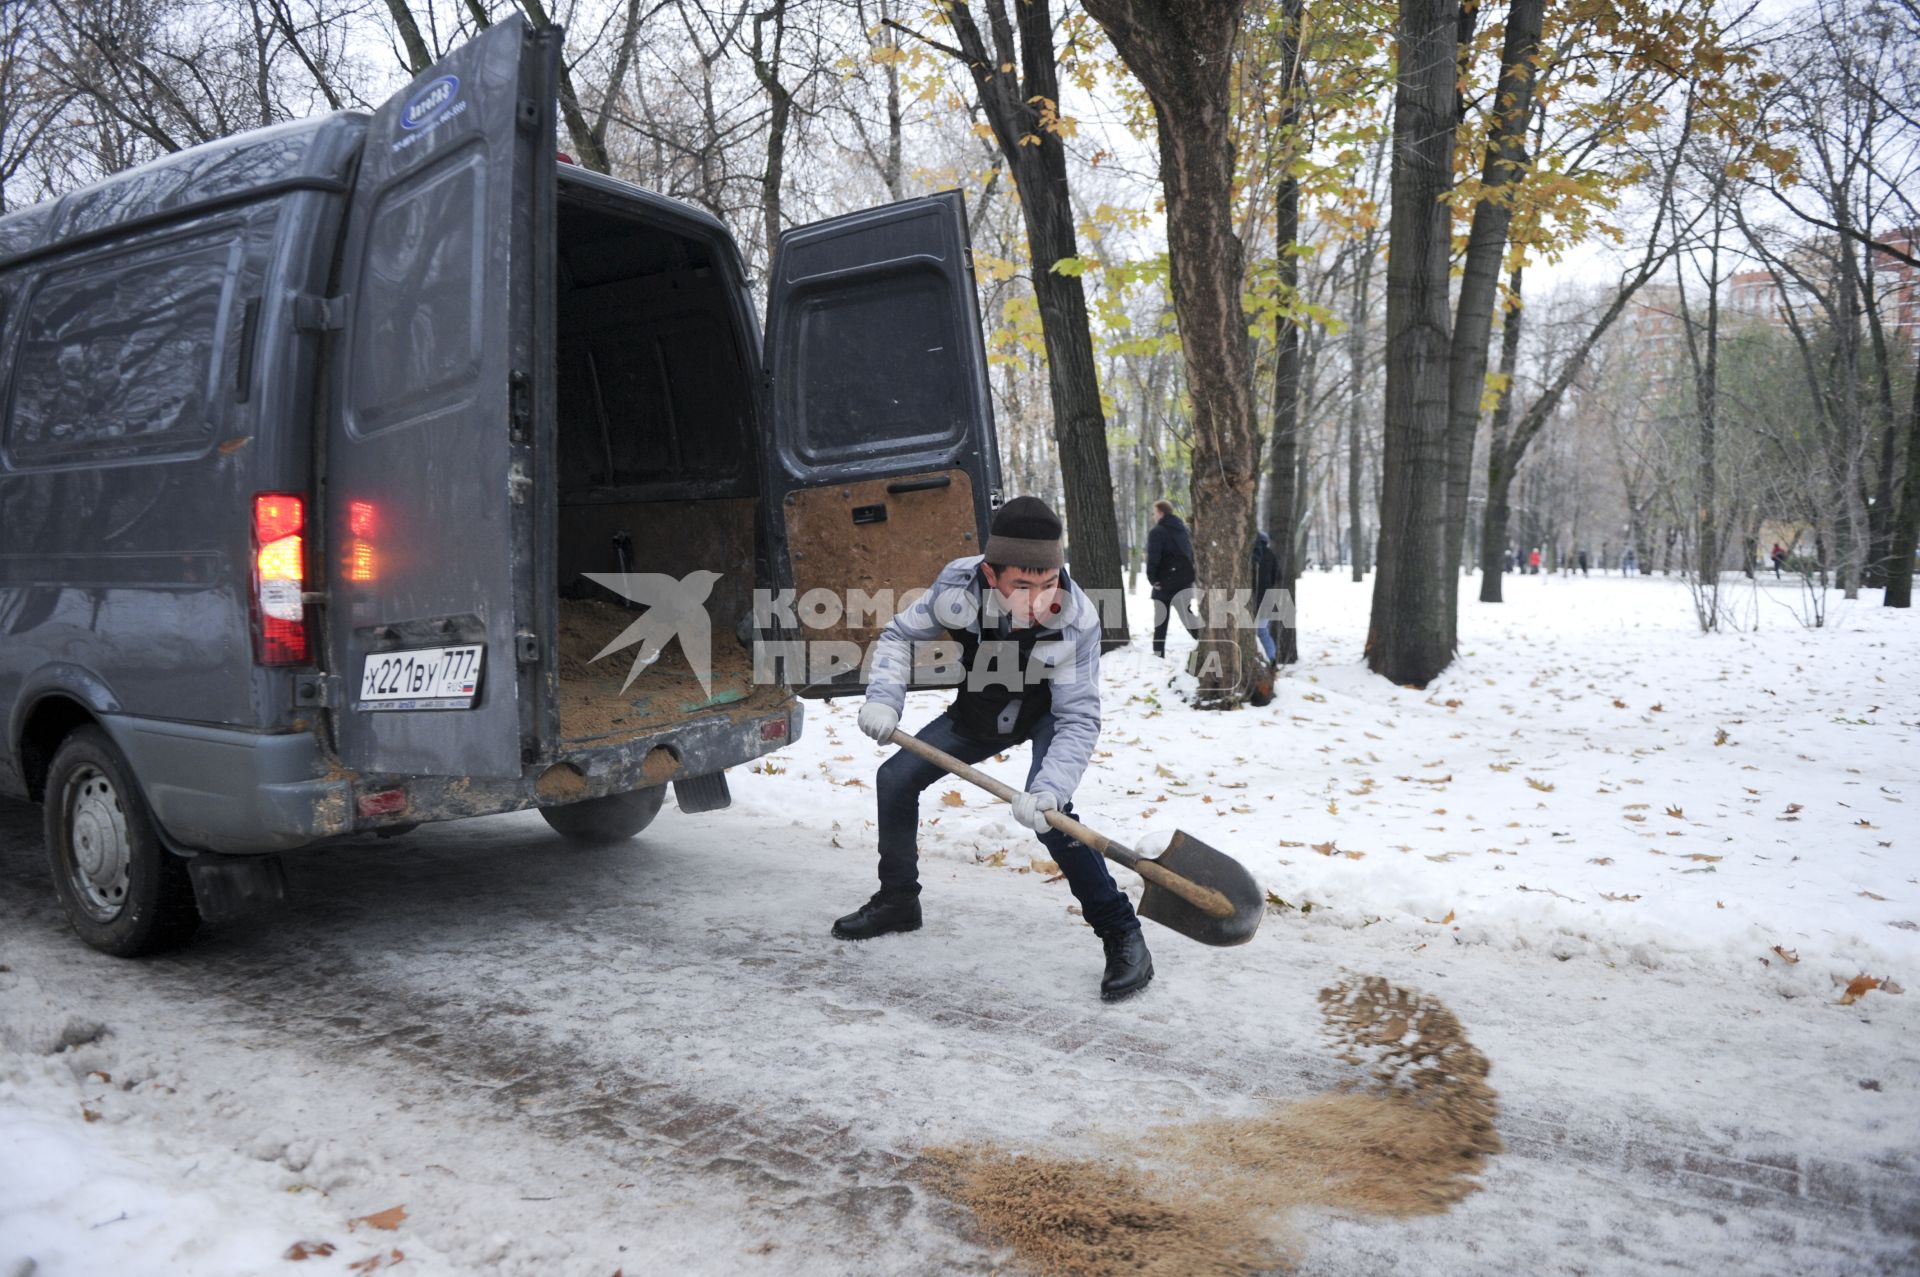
[322,17,557,777]
[763,191,1002,693]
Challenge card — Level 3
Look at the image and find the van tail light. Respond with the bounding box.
[347,500,377,582]
[253,493,309,665]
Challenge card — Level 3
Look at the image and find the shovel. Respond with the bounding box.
[884,728,1264,947]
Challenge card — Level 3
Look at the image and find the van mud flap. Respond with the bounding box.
[672,772,731,814]
[186,853,290,923]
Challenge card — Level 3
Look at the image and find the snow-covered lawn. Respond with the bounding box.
[775,570,1917,993]
[2,570,1914,1277]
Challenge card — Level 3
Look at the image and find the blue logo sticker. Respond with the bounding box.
[401,75,460,130]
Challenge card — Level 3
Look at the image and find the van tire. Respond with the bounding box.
[540,785,666,844]
[44,727,201,957]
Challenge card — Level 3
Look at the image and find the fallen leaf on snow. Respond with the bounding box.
[1526,777,1555,792]
[1858,890,1888,901]
[286,1242,337,1261]
[348,1250,404,1274]
[1838,975,1883,1006]
[350,1206,407,1232]
[1771,946,1800,965]
[1677,853,1722,863]
[1600,893,1640,903]
[1587,857,1614,865]
[1664,805,1685,819]
[940,790,965,807]
[1422,910,1456,925]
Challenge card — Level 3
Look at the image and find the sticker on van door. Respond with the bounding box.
[391,75,466,154]
[357,644,484,710]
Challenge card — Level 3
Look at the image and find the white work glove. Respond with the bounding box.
[857,702,900,743]
[1012,789,1058,833]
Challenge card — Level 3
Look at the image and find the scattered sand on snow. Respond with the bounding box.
[919,976,1502,1275]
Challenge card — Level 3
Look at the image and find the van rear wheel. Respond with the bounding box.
[44,726,201,957]
[539,785,666,844]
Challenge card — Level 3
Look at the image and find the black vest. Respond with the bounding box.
[944,564,1076,742]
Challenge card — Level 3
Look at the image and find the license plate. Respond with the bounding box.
[357,644,484,711]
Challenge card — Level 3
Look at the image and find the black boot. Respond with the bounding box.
[832,889,922,940]
[1098,926,1154,1001]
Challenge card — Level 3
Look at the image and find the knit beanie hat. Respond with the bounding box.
[983,495,1065,570]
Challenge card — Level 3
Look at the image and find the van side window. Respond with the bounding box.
[5,232,238,466]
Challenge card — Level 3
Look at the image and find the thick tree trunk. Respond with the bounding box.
[1261,0,1305,665]
[1886,345,1920,608]
[1080,0,1258,702]
[1367,0,1459,687]
[1443,0,1543,640]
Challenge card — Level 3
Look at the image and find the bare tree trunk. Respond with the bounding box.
[517,0,615,173]
[1347,235,1377,583]
[750,0,792,263]
[1261,0,1305,665]
[1443,0,1542,638]
[383,0,433,73]
[890,0,1130,645]
[1367,0,1460,687]
[1478,265,1526,602]
[1886,345,1920,607]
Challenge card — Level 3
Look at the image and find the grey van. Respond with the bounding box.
[0,17,1001,956]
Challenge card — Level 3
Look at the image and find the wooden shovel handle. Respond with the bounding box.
[884,728,1235,919]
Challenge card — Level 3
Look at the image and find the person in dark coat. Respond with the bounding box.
[1770,542,1787,578]
[1577,549,1590,576]
[1251,530,1280,662]
[1146,500,1200,658]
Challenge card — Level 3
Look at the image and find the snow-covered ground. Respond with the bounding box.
[801,569,1919,991]
[2,571,1916,1276]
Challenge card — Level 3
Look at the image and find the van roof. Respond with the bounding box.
[0,113,370,270]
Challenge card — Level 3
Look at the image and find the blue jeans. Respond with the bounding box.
[1257,621,1278,662]
[874,711,1139,935]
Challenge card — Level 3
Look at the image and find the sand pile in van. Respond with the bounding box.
[553,598,774,741]
[919,976,1501,1276]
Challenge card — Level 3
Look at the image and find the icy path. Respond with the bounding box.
[3,573,1917,1275]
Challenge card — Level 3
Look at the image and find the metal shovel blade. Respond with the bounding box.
[1136,830,1265,947]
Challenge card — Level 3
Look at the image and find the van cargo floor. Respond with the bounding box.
[554,599,785,745]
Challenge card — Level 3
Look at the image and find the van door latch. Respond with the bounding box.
[291,293,347,332]
[515,631,541,665]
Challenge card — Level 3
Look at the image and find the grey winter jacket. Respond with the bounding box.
[865,555,1103,801]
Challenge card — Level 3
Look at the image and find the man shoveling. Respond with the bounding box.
[831,496,1153,1002]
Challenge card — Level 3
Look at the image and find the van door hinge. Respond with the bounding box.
[508,370,532,443]
[293,673,340,710]
[291,293,347,332]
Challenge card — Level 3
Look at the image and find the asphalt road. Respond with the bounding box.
[3,794,1917,1275]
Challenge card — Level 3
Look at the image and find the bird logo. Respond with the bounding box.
[580,570,722,696]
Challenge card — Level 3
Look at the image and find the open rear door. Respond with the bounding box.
[764,190,1002,695]
[323,17,557,777]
